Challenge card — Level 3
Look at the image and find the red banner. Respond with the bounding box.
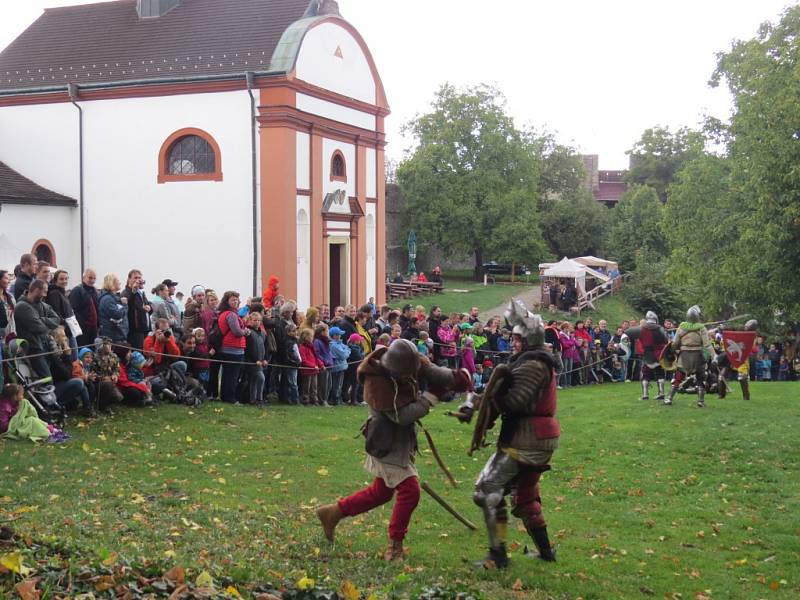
[722,330,757,369]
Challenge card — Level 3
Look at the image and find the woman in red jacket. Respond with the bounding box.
[217,291,250,404]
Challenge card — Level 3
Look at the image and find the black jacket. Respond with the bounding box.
[46,286,75,325]
[69,283,99,333]
[49,351,74,383]
[12,272,33,300]
[121,286,151,334]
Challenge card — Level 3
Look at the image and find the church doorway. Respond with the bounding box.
[328,238,349,308]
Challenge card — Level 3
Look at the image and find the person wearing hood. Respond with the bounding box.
[315,339,470,562]
[625,311,670,401]
[262,276,280,311]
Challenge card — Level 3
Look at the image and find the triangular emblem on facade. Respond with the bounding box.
[334,46,343,59]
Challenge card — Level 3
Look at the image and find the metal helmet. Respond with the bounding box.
[645,311,658,324]
[380,338,419,376]
[686,305,702,323]
[504,298,545,348]
[744,319,759,331]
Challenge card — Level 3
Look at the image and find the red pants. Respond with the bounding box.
[511,468,546,529]
[338,476,421,541]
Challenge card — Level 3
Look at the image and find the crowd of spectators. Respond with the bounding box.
[1,253,798,433]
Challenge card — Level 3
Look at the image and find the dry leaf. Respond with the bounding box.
[317,468,329,476]
[297,576,315,590]
[226,585,242,598]
[101,551,118,566]
[511,578,524,591]
[163,566,185,584]
[93,575,116,592]
[168,584,188,600]
[340,580,359,600]
[195,570,214,589]
[15,579,41,600]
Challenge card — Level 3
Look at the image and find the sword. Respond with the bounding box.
[420,481,477,531]
[419,422,458,488]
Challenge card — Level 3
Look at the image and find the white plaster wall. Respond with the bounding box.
[296,131,310,189]
[296,93,375,131]
[295,22,376,105]
[0,102,79,199]
[322,138,355,215]
[80,89,255,296]
[366,147,377,198]
[366,206,376,302]
[0,204,78,274]
[296,196,311,310]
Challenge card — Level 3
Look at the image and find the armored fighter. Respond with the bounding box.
[666,305,716,407]
[625,311,670,401]
[718,319,759,401]
[458,299,560,568]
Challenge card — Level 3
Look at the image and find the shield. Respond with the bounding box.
[722,330,757,369]
[659,343,677,372]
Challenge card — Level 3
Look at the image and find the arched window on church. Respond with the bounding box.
[330,150,347,182]
[158,128,223,183]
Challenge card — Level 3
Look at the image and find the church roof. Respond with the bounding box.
[0,161,77,206]
[0,0,310,91]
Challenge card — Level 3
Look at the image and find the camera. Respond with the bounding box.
[164,330,172,339]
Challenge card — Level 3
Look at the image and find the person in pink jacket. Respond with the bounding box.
[558,322,579,388]
[437,315,458,368]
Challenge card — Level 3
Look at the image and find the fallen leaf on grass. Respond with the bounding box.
[226,585,242,598]
[317,468,329,476]
[512,578,524,590]
[297,576,315,590]
[163,566,185,584]
[92,575,116,592]
[168,584,188,600]
[195,570,214,588]
[15,579,41,600]
[0,551,32,575]
[340,580,359,600]
[768,582,780,590]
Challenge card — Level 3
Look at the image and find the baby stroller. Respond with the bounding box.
[6,338,67,428]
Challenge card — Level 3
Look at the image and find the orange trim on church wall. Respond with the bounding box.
[157,127,222,183]
[376,147,387,304]
[310,132,325,306]
[259,86,297,299]
[354,143,368,305]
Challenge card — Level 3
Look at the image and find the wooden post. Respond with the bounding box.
[511,261,516,283]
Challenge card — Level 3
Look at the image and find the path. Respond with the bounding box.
[479,284,540,322]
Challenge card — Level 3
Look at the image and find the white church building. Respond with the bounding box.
[0,0,389,308]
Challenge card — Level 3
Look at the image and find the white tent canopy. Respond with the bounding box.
[541,257,587,278]
[574,256,619,271]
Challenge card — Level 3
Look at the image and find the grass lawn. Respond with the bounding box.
[388,281,533,317]
[2,382,798,598]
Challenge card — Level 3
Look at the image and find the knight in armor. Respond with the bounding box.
[315,339,469,562]
[666,305,716,407]
[625,311,669,401]
[459,299,560,568]
[718,319,758,401]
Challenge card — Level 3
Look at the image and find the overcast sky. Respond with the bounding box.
[1,0,794,169]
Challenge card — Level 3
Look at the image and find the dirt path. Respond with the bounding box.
[479,284,540,322]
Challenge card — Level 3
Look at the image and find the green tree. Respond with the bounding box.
[626,126,705,202]
[604,185,667,271]
[397,84,549,277]
[709,6,800,321]
[540,193,610,258]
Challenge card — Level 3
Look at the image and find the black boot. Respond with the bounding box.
[528,526,557,562]
[475,544,508,569]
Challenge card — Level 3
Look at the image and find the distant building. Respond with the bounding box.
[581,155,627,207]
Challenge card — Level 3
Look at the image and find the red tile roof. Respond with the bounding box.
[0,0,309,91]
[596,181,626,202]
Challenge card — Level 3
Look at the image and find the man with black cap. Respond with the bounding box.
[315,339,470,562]
[160,279,183,337]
